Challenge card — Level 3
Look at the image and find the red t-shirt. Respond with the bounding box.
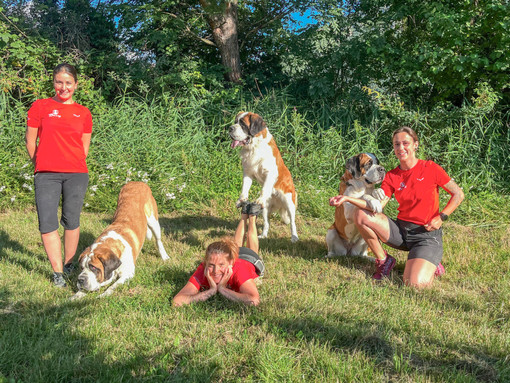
[189,258,258,292]
[27,98,93,173]
[381,160,451,225]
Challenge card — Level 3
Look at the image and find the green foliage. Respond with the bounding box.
[282,0,510,108]
[1,86,509,226]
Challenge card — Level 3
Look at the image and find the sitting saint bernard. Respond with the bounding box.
[326,153,386,258]
[229,111,298,242]
[71,182,169,299]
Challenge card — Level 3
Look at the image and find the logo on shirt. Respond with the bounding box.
[398,182,407,191]
[48,110,61,118]
[73,114,81,117]
[417,177,424,181]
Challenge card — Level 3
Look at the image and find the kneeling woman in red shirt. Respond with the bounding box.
[173,203,263,306]
[330,127,464,288]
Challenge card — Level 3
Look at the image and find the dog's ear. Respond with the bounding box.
[99,252,122,281]
[248,114,267,136]
[365,152,379,165]
[78,246,91,262]
[345,155,362,179]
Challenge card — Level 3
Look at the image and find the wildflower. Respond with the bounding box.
[85,203,90,207]
[10,196,16,202]
[177,183,186,192]
[166,193,176,200]
[21,163,30,169]
[9,163,15,167]
[125,178,131,182]
[90,185,98,192]
[106,163,114,170]
[0,186,5,192]
[169,177,176,182]
[22,183,33,191]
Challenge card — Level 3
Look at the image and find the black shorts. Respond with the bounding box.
[384,218,443,266]
[34,172,89,233]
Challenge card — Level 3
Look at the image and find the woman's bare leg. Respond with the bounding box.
[234,214,249,247]
[245,215,259,253]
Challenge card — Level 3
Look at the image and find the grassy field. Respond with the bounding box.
[1,205,509,382]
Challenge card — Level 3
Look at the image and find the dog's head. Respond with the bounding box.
[77,245,122,292]
[343,153,386,185]
[229,112,267,148]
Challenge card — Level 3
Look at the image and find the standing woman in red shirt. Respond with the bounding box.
[329,127,464,287]
[25,63,92,288]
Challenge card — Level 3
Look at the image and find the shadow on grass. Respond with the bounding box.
[160,215,233,248]
[262,304,502,382]
[0,230,47,275]
[0,285,225,382]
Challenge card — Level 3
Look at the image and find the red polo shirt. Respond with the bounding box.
[27,98,92,173]
[381,160,451,225]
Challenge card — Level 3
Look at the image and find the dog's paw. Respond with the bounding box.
[258,233,268,239]
[70,291,87,301]
[236,198,248,208]
[373,188,386,201]
[367,199,383,213]
[254,198,267,209]
[99,289,114,298]
[291,235,299,243]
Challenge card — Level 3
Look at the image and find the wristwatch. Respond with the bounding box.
[439,212,449,221]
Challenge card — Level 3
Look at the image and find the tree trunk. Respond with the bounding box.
[199,0,241,83]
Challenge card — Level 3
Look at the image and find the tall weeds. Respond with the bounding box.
[1,88,508,223]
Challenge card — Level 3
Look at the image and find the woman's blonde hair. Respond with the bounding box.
[392,126,419,143]
[204,238,239,264]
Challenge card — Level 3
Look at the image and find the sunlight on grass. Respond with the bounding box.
[1,208,509,382]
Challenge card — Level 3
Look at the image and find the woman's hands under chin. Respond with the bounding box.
[205,268,218,295]
[217,266,233,292]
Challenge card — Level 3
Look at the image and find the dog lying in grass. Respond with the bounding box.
[71,182,169,299]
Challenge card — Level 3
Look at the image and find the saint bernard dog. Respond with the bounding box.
[71,182,169,299]
[326,153,386,258]
[229,112,298,242]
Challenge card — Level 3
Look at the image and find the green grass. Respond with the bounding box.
[1,87,509,382]
[1,207,509,382]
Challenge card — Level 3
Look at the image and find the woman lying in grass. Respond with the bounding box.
[173,202,263,307]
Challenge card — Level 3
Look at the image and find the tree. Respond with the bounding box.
[199,0,241,83]
[281,0,510,107]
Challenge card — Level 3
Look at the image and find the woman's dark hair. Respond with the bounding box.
[53,63,78,82]
[392,126,419,143]
[204,238,239,264]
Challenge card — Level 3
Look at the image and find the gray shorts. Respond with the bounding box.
[34,172,89,233]
[384,218,443,266]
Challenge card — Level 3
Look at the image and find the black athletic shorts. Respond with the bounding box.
[34,172,89,233]
[384,218,443,266]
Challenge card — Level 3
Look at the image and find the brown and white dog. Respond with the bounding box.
[229,112,298,242]
[326,153,386,258]
[72,182,169,299]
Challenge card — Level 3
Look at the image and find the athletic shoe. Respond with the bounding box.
[63,262,75,276]
[248,203,263,217]
[239,201,251,215]
[435,262,445,277]
[53,272,67,288]
[372,254,396,280]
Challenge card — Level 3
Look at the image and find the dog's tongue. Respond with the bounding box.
[231,140,242,148]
